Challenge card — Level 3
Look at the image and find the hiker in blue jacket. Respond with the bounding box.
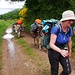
[48,10,75,75]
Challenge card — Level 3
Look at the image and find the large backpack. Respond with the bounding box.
[42,19,59,49]
[30,22,38,33]
[30,22,43,38]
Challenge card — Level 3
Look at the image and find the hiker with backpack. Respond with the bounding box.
[48,10,75,75]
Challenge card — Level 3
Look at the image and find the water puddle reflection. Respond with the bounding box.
[3,28,14,39]
[3,28,15,57]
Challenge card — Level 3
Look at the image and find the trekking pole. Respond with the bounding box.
[64,48,70,75]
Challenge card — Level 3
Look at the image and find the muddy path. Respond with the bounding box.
[2,39,33,75]
[1,28,75,75]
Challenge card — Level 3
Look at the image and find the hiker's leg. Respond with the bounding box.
[60,56,71,75]
[48,49,60,75]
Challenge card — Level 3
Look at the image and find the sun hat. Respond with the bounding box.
[60,10,75,22]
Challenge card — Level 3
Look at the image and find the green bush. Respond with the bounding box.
[72,35,75,52]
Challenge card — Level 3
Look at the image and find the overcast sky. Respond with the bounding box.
[0,0,25,15]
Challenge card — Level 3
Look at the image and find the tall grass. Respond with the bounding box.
[0,20,16,75]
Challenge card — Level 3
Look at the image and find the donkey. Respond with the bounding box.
[12,23,22,38]
[30,24,43,50]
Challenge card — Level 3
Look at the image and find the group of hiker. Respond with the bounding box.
[30,10,75,75]
[12,10,75,75]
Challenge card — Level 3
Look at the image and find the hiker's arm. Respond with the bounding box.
[50,34,61,52]
[67,37,72,57]
[50,34,68,57]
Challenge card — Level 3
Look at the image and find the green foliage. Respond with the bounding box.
[24,0,75,32]
[11,0,24,1]
[72,35,75,52]
[25,0,73,21]
[24,21,31,32]
[0,9,20,20]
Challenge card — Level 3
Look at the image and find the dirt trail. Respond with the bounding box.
[1,31,75,75]
[2,39,34,75]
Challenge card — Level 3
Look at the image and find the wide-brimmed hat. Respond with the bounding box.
[60,10,75,22]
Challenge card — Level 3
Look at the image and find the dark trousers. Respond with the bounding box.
[48,49,71,75]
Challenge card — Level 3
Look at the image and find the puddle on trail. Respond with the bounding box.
[3,28,14,39]
[3,28,15,57]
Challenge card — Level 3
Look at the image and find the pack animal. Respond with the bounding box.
[12,23,22,38]
[30,22,43,50]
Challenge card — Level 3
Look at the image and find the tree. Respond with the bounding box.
[25,0,75,22]
[11,0,24,1]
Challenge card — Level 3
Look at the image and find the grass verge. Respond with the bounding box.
[18,38,35,57]
[17,38,50,75]
[0,20,16,75]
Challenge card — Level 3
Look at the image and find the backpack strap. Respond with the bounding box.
[55,24,61,34]
[56,24,70,35]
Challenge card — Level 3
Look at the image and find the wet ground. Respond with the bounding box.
[1,27,75,75]
[2,28,33,75]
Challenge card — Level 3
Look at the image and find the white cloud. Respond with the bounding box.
[0,0,25,15]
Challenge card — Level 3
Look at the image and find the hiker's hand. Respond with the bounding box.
[60,50,69,57]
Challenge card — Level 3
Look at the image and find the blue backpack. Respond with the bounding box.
[42,19,59,49]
